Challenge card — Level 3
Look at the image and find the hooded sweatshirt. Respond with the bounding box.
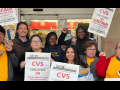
[58,26,100,57]
[43,44,64,62]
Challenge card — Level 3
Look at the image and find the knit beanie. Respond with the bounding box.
[0,25,5,36]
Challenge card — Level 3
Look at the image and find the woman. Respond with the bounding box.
[96,40,120,79]
[62,45,94,81]
[43,32,64,62]
[80,41,104,81]
[18,34,54,81]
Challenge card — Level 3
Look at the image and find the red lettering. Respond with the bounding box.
[100,9,109,15]
[57,72,70,79]
[66,74,70,79]
[41,62,44,66]
[57,72,61,78]
[32,61,44,66]
[32,61,36,66]
[36,62,41,66]
[62,73,66,78]
[4,8,13,12]
[35,71,40,75]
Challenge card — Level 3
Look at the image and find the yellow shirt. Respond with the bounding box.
[0,44,8,81]
[87,57,95,67]
[106,56,120,78]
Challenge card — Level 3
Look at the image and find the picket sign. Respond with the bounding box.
[24,52,51,81]
[48,61,80,81]
[0,8,18,26]
[88,8,116,38]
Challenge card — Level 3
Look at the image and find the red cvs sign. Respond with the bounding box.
[57,72,70,79]
[32,61,44,66]
[100,9,109,15]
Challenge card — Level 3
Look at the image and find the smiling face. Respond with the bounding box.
[77,30,85,39]
[85,45,96,58]
[30,36,42,51]
[66,48,75,63]
[48,35,56,47]
[17,24,28,37]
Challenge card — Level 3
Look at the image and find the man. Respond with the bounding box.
[8,22,31,81]
[0,25,18,81]
[58,26,100,57]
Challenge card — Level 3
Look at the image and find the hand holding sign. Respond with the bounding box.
[4,44,12,52]
[7,40,14,46]
[20,61,26,69]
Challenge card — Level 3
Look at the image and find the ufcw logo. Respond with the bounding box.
[50,52,59,57]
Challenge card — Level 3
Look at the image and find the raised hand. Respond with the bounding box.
[4,44,13,52]
[99,51,106,56]
[63,28,68,34]
[7,40,14,46]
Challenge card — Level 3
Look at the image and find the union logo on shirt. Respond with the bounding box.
[50,52,59,57]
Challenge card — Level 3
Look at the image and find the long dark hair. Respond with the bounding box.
[63,45,88,68]
[15,22,30,38]
[45,32,57,47]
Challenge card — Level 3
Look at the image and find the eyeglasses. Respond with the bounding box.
[86,49,96,52]
[31,40,41,43]
[117,47,120,49]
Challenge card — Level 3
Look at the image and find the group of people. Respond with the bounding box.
[0,21,120,81]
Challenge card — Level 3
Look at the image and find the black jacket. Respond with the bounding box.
[58,26,100,57]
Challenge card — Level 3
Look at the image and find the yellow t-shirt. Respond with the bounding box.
[106,56,120,78]
[0,44,8,81]
[87,57,94,67]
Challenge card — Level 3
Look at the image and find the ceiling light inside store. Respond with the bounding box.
[33,9,43,11]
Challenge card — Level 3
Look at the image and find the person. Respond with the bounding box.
[18,34,54,81]
[58,26,100,57]
[62,45,94,81]
[0,25,18,81]
[43,32,64,62]
[80,41,104,81]
[7,22,31,81]
[95,40,120,79]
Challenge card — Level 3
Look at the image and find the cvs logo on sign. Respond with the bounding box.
[32,61,44,66]
[100,9,109,15]
[57,72,70,79]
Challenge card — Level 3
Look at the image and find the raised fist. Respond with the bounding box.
[63,28,68,34]
[99,52,106,56]
[4,44,13,52]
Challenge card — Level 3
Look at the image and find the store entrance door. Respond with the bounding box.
[23,19,58,47]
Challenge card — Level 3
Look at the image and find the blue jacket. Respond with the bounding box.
[43,44,64,62]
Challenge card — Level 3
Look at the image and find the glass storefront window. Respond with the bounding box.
[23,20,58,47]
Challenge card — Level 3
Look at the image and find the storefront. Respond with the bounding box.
[2,8,102,52]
